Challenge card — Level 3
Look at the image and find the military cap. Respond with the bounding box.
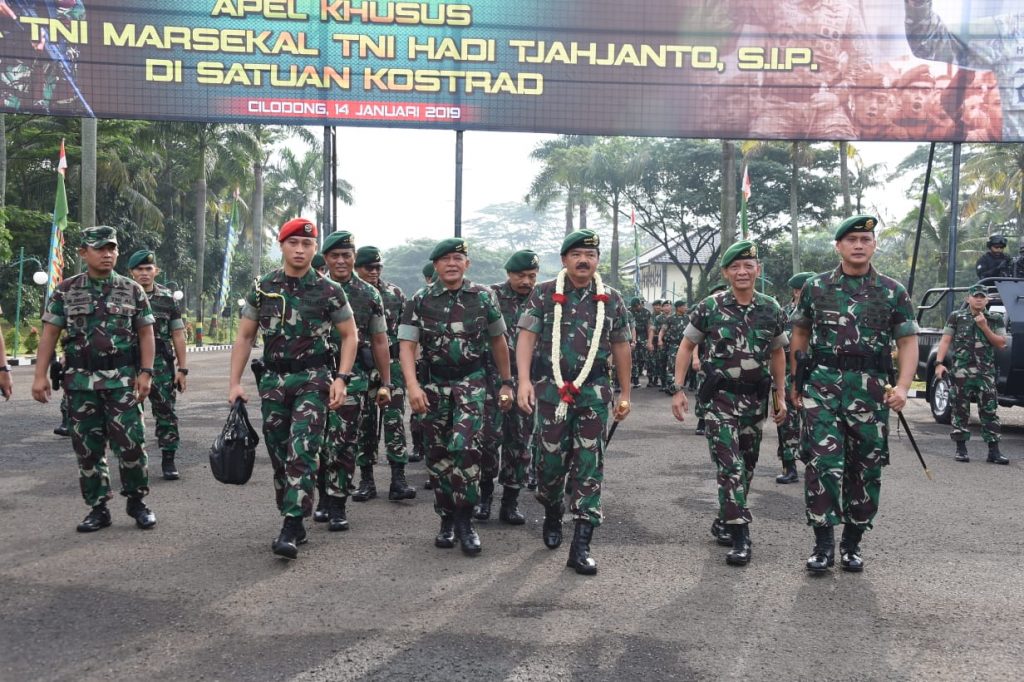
[987,234,1008,247]
[422,263,436,280]
[504,249,540,272]
[81,225,118,248]
[311,253,326,270]
[720,240,758,268]
[709,283,728,294]
[967,284,988,296]
[674,299,687,308]
[321,230,355,254]
[278,217,317,242]
[127,249,155,269]
[834,214,878,241]
[629,297,641,306]
[429,237,468,261]
[561,229,600,255]
[788,271,816,290]
[355,246,382,267]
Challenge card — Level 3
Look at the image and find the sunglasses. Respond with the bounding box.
[362,264,383,271]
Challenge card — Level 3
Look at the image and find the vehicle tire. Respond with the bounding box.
[930,373,953,424]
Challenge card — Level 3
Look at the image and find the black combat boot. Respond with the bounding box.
[543,503,564,549]
[526,464,538,491]
[453,507,482,556]
[326,495,349,532]
[434,513,456,548]
[725,524,752,566]
[711,518,732,547]
[53,422,70,437]
[475,479,495,520]
[806,525,835,573]
[408,449,423,463]
[160,450,180,481]
[776,462,799,484]
[76,502,111,533]
[352,465,377,501]
[423,475,436,491]
[695,418,706,436]
[126,495,156,530]
[498,486,526,525]
[955,440,970,463]
[566,520,598,575]
[987,441,1009,465]
[839,524,865,572]
[313,467,329,522]
[272,515,307,559]
[388,463,416,501]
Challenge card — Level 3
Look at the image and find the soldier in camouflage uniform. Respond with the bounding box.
[658,299,689,392]
[790,215,919,573]
[671,241,788,566]
[32,226,158,532]
[354,246,416,492]
[934,284,1008,464]
[648,300,666,387]
[399,238,514,556]
[128,250,188,481]
[775,272,815,484]
[408,262,437,468]
[316,232,408,525]
[628,298,651,388]
[476,249,539,524]
[517,230,632,576]
[228,218,357,559]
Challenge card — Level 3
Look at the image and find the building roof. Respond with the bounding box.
[620,232,721,276]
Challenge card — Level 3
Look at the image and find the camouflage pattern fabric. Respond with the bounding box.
[241,268,353,517]
[143,283,184,453]
[650,312,667,384]
[630,305,652,384]
[361,277,409,465]
[43,273,155,391]
[791,265,919,529]
[0,1,86,113]
[68,388,149,507]
[518,278,631,526]
[776,300,801,464]
[398,278,506,514]
[661,311,690,379]
[684,290,787,523]
[944,307,1004,443]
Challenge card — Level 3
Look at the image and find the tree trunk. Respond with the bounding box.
[0,115,6,213]
[81,118,97,227]
[790,143,801,273]
[609,192,620,289]
[564,196,574,235]
[579,198,588,230]
[252,159,264,278]
[195,159,208,328]
[839,141,851,216]
[721,141,737,253]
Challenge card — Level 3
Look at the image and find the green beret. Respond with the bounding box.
[321,230,355,254]
[127,249,155,269]
[629,297,641,306]
[422,263,436,280]
[355,246,381,267]
[709,283,728,294]
[429,237,468,261]
[968,284,988,296]
[560,229,600,255]
[504,249,539,272]
[720,240,758,268]
[311,253,326,270]
[834,214,878,241]
[674,299,687,308]
[81,225,118,248]
[787,271,816,290]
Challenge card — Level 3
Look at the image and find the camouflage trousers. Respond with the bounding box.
[704,409,763,524]
[651,346,670,385]
[631,343,649,383]
[950,373,1000,444]
[776,374,800,464]
[68,388,149,507]
[478,387,533,488]
[259,369,331,518]
[421,376,487,515]
[358,360,408,465]
[802,374,889,530]
[320,392,364,499]
[143,368,179,454]
[534,397,608,527]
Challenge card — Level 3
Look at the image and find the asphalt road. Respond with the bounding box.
[1,350,1022,681]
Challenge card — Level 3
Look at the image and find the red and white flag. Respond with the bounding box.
[741,165,751,203]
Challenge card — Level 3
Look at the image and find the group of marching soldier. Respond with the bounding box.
[4,211,1009,575]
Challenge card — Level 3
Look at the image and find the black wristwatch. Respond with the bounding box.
[380,382,396,391]
[177,367,189,375]
[667,382,682,395]
[139,367,154,376]
[335,371,354,383]
[500,378,515,388]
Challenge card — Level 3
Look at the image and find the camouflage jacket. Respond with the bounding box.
[333,274,386,393]
[652,313,668,346]
[242,268,353,367]
[684,289,787,416]
[518,278,631,407]
[943,307,1004,377]
[145,283,185,372]
[631,306,651,337]
[43,272,155,391]
[374,278,406,349]
[490,280,532,377]
[398,278,506,380]
[661,312,690,348]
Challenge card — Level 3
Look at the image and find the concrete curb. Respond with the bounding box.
[6,344,232,366]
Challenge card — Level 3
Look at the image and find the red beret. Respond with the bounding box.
[278,217,317,242]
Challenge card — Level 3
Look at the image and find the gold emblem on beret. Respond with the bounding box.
[584,235,599,247]
[455,242,467,253]
[144,254,154,264]
[865,219,875,229]
[531,255,539,266]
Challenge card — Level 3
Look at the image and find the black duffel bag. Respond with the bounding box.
[209,398,260,485]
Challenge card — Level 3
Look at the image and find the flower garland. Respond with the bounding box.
[551,268,606,421]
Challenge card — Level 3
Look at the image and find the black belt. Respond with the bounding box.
[428,358,484,381]
[720,378,768,395]
[264,353,334,374]
[535,360,609,384]
[65,349,137,371]
[816,353,884,372]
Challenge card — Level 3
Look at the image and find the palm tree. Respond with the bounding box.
[586,137,642,288]
[526,136,594,235]
[960,143,1024,238]
[265,139,353,230]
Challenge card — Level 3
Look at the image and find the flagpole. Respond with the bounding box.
[632,207,639,296]
[45,139,69,310]
[740,163,750,241]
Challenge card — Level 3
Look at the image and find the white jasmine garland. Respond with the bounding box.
[551,268,606,421]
